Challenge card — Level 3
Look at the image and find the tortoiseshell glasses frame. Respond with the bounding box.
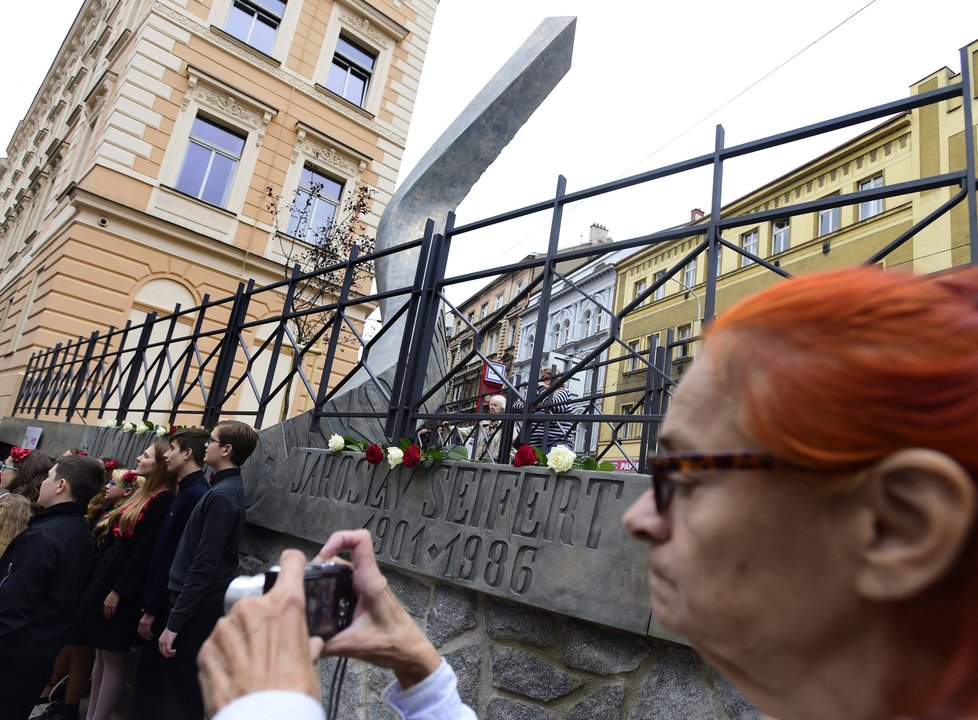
[648,452,779,512]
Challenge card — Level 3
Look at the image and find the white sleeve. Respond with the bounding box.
[212,691,325,720]
[383,659,477,720]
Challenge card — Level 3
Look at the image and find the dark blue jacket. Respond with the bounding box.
[166,468,244,634]
[142,470,208,617]
[0,501,94,659]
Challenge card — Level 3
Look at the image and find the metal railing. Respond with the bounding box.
[13,44,978,472]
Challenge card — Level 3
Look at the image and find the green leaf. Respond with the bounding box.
[580,456,599,471]
[399,437,413,450]
[534,447,548,466]
[597,461,616,472]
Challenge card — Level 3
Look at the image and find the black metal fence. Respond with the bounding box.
[13,44,978,472]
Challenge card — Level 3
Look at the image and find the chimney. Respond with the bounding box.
[690,208,705,223]
[588,223,609,244]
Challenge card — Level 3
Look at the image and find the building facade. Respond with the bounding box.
[0,0,438,420]
[600,49,978,465]
[513,224,636,454]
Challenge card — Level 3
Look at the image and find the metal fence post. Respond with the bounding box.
[116,314,157,424]
[66,332,99,422]
[703,124,725,325]
[257,267,301,429]
[203,282,252,428]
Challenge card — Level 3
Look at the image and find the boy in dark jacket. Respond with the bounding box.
[0,454,104,720]
[133,420,257,720]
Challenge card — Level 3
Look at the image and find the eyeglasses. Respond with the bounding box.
[205,437,227,447]
[0,463,17,472]
[648,452,778,513]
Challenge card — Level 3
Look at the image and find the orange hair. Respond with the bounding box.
[706,266,978,718]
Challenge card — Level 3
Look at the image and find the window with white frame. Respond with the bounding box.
[224,0,285,55]
[741,229,759,266]
[712,244,723,275]
[653,270,666,301]
[627,339,641,372]
[582,309,592,336]
[620,402,635,439]
[772,220,790,254]
[562,319,570,345]
[858,175,884,220]
[552,323,561,347]
[493,292,504,311]
[326,36,376,108]
[287,165,343,243]
[818,205,841,236]
[485,329,499,355]
[480,302,488,319]
[175,116,246,208]
[683,257,697,288]
[634,279,646,304]
[676,324,692,358]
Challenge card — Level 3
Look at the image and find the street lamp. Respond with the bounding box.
[670,276,703,335]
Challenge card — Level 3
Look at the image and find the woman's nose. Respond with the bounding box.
[623,489,672,544]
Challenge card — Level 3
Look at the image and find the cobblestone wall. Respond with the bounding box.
[241,526,759,720]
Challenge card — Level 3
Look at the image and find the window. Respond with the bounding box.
[562,319,570,345]
[818,206,840,236]
[712,244,723,275]
[175,116,246,208]
[552,323,561,347]
[634,279,646,304]
[627,339,641,372]
[772,220,790,254]
[683,257,697,288]
[741,229,758,267]
[653,271,666,301]
[287,165,343,243]
[582,310,592,336]
[480,302,488,319]
[676,324,692,359]
[326,36,376,107]
[858,175,884,220]
[493,292,504,311]
[224,0,285,55]
[507,323,516,348]
[620,403,635,440]
[485,329,499,355]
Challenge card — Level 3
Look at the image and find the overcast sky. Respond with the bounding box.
[2,1,976,275]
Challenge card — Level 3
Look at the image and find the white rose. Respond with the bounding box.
[386,447,404,469]
[122,422,136,432]
[328,433,345,453]
[135,424,147,434]
[104,420,116,428]
[156,426,168,436]
[547,445,576,473]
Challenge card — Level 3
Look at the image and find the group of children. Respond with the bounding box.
[0,420,259,720]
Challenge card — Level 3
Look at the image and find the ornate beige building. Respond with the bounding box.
[0,0,438,420]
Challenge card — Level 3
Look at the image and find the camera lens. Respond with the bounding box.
[224,573,267,615]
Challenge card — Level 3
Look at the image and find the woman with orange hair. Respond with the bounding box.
[623,266,978,720]
[195,266,978,720]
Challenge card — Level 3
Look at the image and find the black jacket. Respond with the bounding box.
[142,471,208,617]
[166,468,244,634]
[0,501,95,659]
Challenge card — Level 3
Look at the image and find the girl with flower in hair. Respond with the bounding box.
[74,440,175,720]
[0,446,53,505]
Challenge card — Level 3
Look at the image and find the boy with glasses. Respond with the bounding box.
[133,421,257,720]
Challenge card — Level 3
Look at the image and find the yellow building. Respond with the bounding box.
[0,0,438,420]
[601,45,977,464]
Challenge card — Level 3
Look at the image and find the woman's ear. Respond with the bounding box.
[854,449,976,601]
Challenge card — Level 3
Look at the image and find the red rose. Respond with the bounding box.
[365,443,384,464]
[169,425,178,435]
[123,470,139,483]
[9,446,30,463]
[513,445,538,468]
[403,444,422,468]
[104,459,119,470]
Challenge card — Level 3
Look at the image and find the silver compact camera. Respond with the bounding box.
[225,561,355,638]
